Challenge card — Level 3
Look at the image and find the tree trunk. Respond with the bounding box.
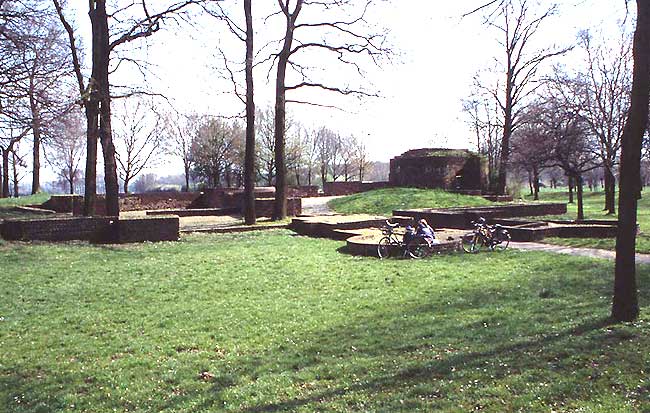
[2,149,9,198]
[273,6,299,220]
[576,174,584,221]
[11,151,19,197]
[29,94,41,194]
[243,0,256,224]
[497,68,513,196]
[527,171,533,196]
[604,166,616,214]
[568,175,574,204]
[93,0,120,217]
[184,164,191,192]
[123,178,130,195]
[533,166,540,201]
[612,0,649,322]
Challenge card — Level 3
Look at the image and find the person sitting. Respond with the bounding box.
[416,218,439,246]
[403,224,416,245]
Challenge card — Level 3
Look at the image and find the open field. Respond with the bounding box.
[327,188,494,216]
[1,230,649,412]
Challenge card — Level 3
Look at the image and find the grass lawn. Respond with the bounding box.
[2,230,650,412]
[524,188,650,254]
[327,188,494,216]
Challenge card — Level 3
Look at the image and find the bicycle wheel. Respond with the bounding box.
[462,233,481,253]
[492,231,511,252]
[407,238,431,259]
[377,237,392,259]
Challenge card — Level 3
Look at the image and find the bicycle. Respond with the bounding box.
[462,219,511,253]
[377,221,435,259]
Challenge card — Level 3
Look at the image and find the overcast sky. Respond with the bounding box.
[62,0,632,180]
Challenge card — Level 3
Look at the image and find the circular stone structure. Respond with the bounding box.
[345,228,466,257]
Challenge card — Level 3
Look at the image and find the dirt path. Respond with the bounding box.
[301,196,345,215]
[509,241,650,264]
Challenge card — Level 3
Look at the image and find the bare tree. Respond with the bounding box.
[45,107,85,194]
[269,0,390,219]
[162,111,197,192]
[354,138,371,181]
[578,29,631,214]
[53,0,205,215]
[612,0,650,322]
[510,104,553,200]
[205,0,257,222]
[113,99,163,194]
[462,89,502,190]
[467,0,570,195]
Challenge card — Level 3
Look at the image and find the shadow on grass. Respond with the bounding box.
[237,317,613,413]
[194,268,645,411]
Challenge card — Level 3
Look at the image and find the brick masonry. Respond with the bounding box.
[389,148,487,191]
[0,215,179,243]
[393,203,568,229]
[322,181,390,196]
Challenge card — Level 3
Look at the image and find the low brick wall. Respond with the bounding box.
[289,185,319,197]
[1,216,115,242]
[323,181,390,196]
[120,192,200,211]
[117,216,179,243]
[0,215,179,243]
[41,195,83,213]
[255,198,301,217]
[394,203,568,229]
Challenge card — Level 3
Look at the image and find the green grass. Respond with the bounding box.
[0,193,53,220]
[328,188,494,216]
[2,230,650,412]
[0,193,50,208]
[524,188,650,254]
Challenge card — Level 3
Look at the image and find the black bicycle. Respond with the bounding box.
[377,221,433,259]
[462,220,511,253]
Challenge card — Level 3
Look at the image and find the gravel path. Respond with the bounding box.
[510,241,650,264]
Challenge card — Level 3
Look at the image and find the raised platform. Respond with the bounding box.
[289,214,389,239]
[344,228,465,257]
[290,215,464,257]
[394,203,567,229]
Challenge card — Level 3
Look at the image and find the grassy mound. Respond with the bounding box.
[0,193,50,208]
[1,230,649,412]
[327,187,494,216]
[0,193,53,220]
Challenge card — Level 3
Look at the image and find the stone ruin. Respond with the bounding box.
[389,148,487,192]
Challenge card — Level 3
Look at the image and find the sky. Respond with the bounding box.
[59,0,632,181]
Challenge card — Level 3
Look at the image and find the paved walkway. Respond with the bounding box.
[509,242,650,264]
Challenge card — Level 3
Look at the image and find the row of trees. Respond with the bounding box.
[465,6,631,218]
[172,108,373,191]
[464,0,649,322]
[1,0,386,225]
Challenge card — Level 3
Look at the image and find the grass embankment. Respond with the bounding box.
[524,188,650,254]
[0,193,52,220]
[2,230,649,412]
[327,188,494,216]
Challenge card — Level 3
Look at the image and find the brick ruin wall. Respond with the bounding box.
[322,181,390,196]
[389,154,486,191]
[0,216,179,243]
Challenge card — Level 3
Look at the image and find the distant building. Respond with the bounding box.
[389,148,487,192]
